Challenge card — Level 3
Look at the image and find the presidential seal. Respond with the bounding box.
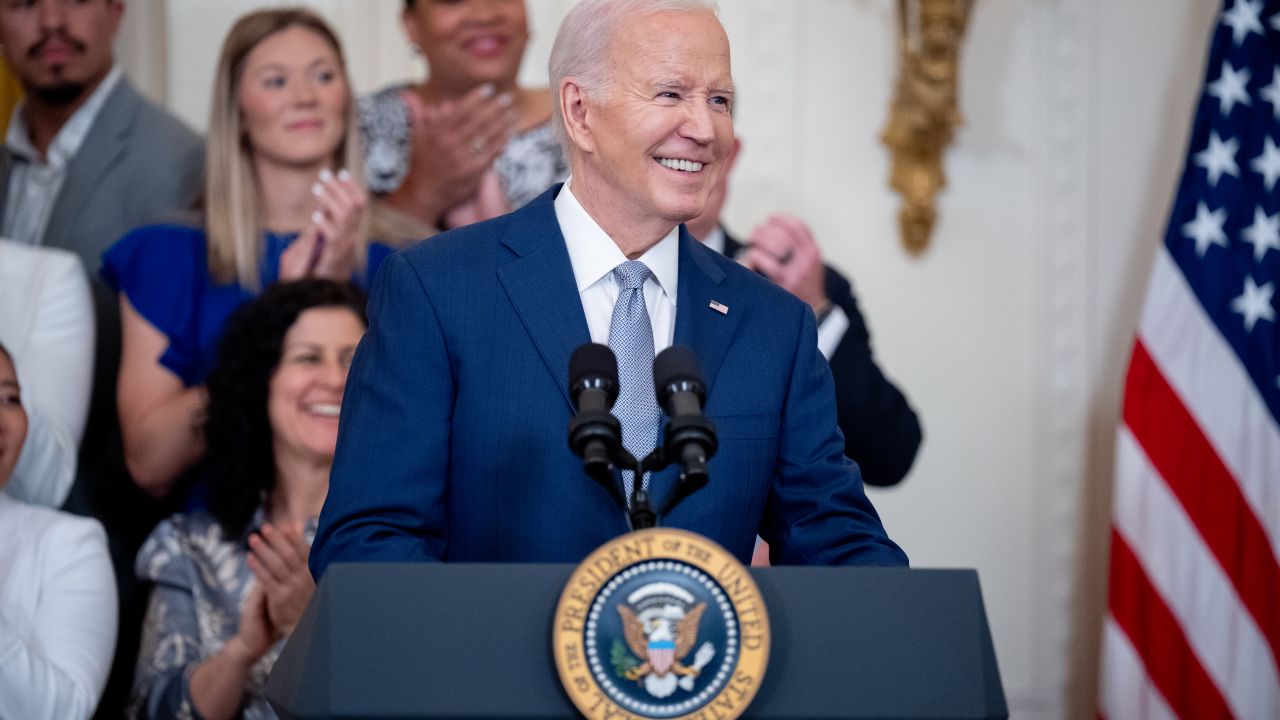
[553,528,769,720]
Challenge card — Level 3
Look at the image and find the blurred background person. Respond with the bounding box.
[129,279,366,720]
[100,9,384,715]
[0,11,203,711]
[362,0,567,235]
[0,0,202,530]
[0,0,202,264]
[103,7,383,503]
[0,239,92,507]
[0,343,117,720]
[687,137,923,488]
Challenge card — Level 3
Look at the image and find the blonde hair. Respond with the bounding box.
[205,7,365,290]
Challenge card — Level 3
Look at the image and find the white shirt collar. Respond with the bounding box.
[6,64,123,167]
[555,178,680,302]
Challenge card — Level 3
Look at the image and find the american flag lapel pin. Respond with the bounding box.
[709,300,729,315]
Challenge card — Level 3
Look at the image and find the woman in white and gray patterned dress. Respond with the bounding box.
[361,0,568,236]
[129,280,367,720]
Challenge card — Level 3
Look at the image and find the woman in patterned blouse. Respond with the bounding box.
[129,280,367,720]
[361,0,568,236]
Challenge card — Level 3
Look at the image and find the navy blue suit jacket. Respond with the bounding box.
[310,186,906,576]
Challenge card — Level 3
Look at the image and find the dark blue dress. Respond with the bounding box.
[102,224,392,387]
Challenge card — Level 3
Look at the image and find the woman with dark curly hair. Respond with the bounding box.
[129,280,366,720]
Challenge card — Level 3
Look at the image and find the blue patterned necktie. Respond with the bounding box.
[608,260,661,504]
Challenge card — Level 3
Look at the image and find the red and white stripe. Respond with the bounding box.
[650,646,675,676]
[1100,248,1280,719]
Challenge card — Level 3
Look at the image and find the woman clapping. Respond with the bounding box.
[129,280,366,720]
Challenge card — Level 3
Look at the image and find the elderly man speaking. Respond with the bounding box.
[310,0,906,575]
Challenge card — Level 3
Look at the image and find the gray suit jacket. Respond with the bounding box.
[0,76,204,269]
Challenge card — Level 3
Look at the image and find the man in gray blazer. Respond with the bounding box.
[0,0,202,267]
[0,1,202,716]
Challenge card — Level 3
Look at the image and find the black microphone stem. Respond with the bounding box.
[628,452,658,530]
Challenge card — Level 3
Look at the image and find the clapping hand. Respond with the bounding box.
[442,169,512,229]
[742,214,830,314]
[280,168,368,282]
[245,522,315,637]
[227,581,279,665]
[400,84,515,220]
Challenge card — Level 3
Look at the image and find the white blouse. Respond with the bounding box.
[0,239,95,507]
[0,493,117,720]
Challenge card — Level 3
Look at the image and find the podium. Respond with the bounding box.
[266,563,1006,719]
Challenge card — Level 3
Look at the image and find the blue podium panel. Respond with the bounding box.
[267,564,1006,719]
[747,567,1006,719]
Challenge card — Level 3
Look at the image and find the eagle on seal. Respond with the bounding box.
[618,601,707,686]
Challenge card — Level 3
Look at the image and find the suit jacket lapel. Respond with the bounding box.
[497,217,743,410]
[496,186,591,409]
[641,231,742,513]
[674,228,741,397]
[43,79,135,252]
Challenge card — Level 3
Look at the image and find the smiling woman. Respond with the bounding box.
[99,8,392,503]
[129,279,367,720]
[361,0,569,233]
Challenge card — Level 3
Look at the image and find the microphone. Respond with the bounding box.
[568,344,628,510]
[569,343,619,409]
[653,347,717,507]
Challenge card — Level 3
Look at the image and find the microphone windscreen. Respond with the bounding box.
[653,346,703,399]
[570,343,619,389]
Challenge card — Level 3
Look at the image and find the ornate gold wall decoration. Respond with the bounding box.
[882,0,973,255]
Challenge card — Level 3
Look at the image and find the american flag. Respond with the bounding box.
[1099,1,1280,718]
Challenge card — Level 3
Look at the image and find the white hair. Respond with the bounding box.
[548,0,719,147]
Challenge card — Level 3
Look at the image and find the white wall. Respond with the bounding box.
[123,1,1222,716]
[146,0,573,131]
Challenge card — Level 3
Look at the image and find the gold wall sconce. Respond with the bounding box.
[882,0,973,255]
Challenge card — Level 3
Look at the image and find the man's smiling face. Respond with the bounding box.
[577,8,734,229]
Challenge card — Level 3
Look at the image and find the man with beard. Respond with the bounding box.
[0,1,202,716]
[0,0,201,269]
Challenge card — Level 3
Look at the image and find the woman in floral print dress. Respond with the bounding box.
[129,280,366,720]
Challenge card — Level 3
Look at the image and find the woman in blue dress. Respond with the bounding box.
[104,8,391,500]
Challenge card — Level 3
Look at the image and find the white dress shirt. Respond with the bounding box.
[2,65,123,246]
[555,180,679,351]
[701,225,849,360]
[0,493,117,720]
[0,240,94,507]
